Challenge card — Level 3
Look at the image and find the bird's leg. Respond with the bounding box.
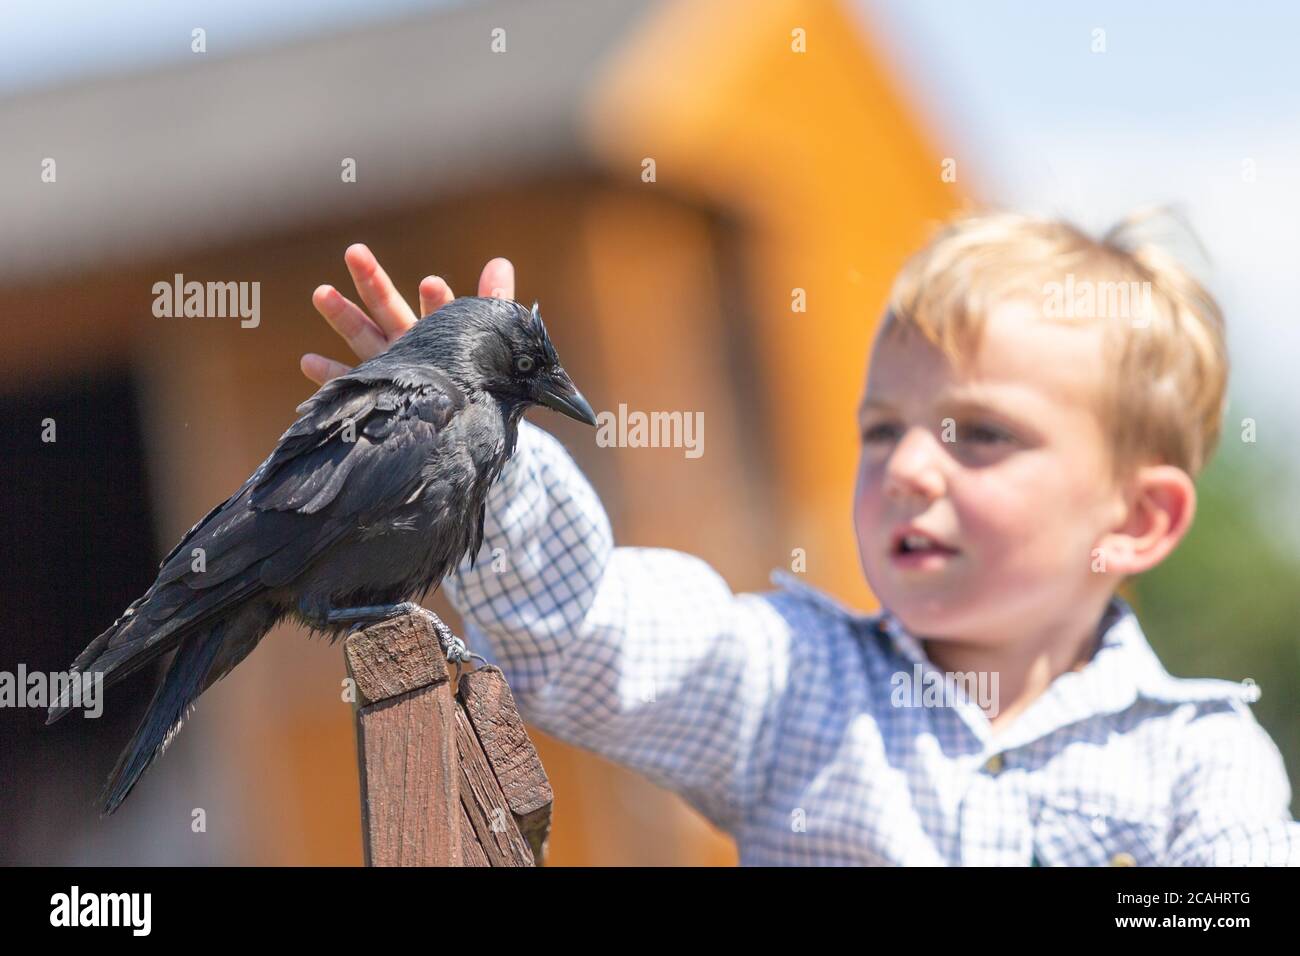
[295,600,421,634]
[323,601,425,628]
[316,601,488,672]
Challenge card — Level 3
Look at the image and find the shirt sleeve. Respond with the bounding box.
[1164,697,1300,866]
[441,418,796,833]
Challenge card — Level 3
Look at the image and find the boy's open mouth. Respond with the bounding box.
[889,527,959,565]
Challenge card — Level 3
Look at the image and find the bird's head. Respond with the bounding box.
[413,296,597,426]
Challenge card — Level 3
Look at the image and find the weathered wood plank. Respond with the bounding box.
[345,609,552,866]
[454,706,536,866]
[459,807,490,867]
[458,666,553,864]
[346,611,459,866]
[344,609,449,706]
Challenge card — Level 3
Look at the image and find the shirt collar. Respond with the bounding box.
[770,570,1259,749]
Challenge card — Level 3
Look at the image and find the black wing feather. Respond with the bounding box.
[52,370,465,723]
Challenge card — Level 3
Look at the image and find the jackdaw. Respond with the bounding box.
[48,295,597,814]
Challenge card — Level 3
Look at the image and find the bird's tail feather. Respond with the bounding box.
[99,622,226,815]
[47,610,188,725]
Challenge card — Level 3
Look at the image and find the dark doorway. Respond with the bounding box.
[0,370,160,863]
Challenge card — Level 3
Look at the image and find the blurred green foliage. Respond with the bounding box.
[1133,411,1300,815]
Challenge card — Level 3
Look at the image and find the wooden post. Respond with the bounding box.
[344,608,553,866]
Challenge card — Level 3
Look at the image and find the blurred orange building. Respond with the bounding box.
[0,0,960,864]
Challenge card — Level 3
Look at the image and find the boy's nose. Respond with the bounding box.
[883,427,945,503]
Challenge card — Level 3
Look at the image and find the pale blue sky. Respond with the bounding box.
[860,1,1300,149]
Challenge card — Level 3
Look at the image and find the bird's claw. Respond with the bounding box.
[442,635,487,667]
[321,603,484,672]
[433,625,488,684]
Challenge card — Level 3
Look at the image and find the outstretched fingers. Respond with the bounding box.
[300,353,352,387]
[343,243,418,339]
[302,250,515,389]
[478,257,516,300]
[419,275,454,317]
[311,284,390,360]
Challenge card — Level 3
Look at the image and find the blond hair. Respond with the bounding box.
[885,208,1229,479]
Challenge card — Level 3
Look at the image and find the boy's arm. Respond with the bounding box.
[441,419,796,833]
[1165,699,1300,866]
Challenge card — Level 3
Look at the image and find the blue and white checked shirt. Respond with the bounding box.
[445,420,1299,866]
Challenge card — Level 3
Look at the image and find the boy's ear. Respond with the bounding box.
[1097,465,1197,576]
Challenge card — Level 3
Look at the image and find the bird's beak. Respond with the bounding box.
[536,372,598,426]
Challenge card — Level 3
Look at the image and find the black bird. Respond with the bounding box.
[48,296,597,814]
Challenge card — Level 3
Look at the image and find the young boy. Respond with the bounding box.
[302,212,1298,865]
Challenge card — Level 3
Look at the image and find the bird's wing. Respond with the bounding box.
[149,370,466,594]
[245,375,466,588]
[247,366,463,516]
[62,370,466,693]
[139,364,464,578]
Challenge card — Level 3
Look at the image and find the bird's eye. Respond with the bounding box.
[514,355,535,373]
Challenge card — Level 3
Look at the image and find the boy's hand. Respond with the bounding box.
[300,243,516,386]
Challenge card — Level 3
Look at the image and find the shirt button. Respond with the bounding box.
[982,753,1004,774]
[1109,852,1137,867]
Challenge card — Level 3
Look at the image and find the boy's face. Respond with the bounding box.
[854,299,1126,643]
